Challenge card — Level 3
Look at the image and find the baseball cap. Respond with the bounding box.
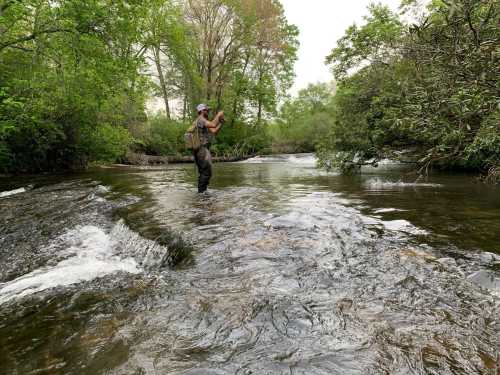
[196,103,210,112]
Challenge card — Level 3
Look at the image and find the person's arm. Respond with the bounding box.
[205,111,224,135]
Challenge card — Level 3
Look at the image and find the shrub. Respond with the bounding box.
[83,124,133,163]
[146,116,189,156]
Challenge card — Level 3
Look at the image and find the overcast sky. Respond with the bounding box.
[281,0,401,94]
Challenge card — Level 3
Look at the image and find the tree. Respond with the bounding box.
[269,83,335,153]
[0,0,150,172]
[320,0,499,180]
[0,0,300,171]
[183,0,298,122]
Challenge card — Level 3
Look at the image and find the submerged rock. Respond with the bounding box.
[478,252,500,265]
[436,257,457,268]
[467,270,500,292]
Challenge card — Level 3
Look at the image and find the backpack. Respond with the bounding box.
[184,121,201,151]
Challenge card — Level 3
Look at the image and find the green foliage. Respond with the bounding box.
[131,115,269,159]
[211,122,269,157]
[0,0,151,172]
[151,0,298,124]
[83,124,133,163]
[326,4,403,80]
[320,0,499,179]
[3,120,67,172]
[145,117,189,156]
[464,111,500,169]
[269,83,335,153]
[0,0,299,172]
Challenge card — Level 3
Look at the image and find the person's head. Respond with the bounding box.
[196,103,210,119]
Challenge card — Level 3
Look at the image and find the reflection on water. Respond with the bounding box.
[0,154,499,374]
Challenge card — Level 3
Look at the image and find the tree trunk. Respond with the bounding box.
[153,45,171,119]
[230,53,251,126]
[182,92,188,120]
[257,100,262,125]
[256,63,264,126]
[206,53,213,101]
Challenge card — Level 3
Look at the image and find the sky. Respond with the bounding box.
[280,0,402,94]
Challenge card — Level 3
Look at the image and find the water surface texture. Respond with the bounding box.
[0,154,499,374]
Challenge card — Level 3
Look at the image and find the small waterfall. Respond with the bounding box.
[0,224,140,304]
[241,153,317,166]
[0,221,182,304]
[110,221,173,270]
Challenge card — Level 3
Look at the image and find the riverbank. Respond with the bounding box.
[2,152,497,186]
[123,151,255,166]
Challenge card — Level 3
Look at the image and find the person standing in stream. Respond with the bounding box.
[193,104,224,193]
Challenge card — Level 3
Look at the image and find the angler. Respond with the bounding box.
[185,104,225,193]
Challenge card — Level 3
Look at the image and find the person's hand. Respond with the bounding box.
[217,111,225,123]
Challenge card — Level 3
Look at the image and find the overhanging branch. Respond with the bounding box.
[0,27,74,52]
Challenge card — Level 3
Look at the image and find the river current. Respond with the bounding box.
[0,154,499,374]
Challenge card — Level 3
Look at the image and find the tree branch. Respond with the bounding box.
[479,3,495,33]
[0,27,74,52]
[0,0,19,15]
[465,6,480,47]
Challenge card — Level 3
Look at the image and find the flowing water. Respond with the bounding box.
[0,154,499,375]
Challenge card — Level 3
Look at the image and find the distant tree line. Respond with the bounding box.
[0,0,298,172]
[1,0,497,182]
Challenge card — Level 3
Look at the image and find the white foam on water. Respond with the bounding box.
[362,216,428,235]
[110,221,171,270]
[363,158,403,166]
[95,184,110,194]
[373,208,408,214]
[378,158,401,165]
[287,154,317,166]
[241,153,317,166]
[0,225,140,304]
[365,178,442,190]
[240,155,285,164]
[0,187,27,198]
[380,219,428,235]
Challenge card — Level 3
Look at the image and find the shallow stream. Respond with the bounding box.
[0,154,499,374]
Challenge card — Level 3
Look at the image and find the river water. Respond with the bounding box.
[0,154,499,374]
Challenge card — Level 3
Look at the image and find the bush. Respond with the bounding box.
[145,116,189,156]
[318,0,499,178]
[83,124,133,163]
[0,140,11,172]
[464,111,500,170]
[211,122,269,157]
[1,114,70,172]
